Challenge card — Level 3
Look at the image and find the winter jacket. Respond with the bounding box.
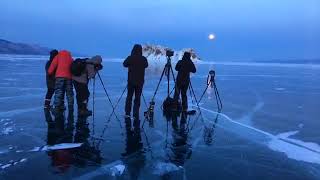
[72,55,102,84]
[175,59,196,86]
[123,55,148,86]
[48,50,73,79]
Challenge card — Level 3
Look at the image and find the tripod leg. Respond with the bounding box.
[141,93,148,108]
[150,66,166,102]
[97,72,122,128]
[213,82,222,112]
[198,85,209,103]
[105,86,127,123]
[92,77,96,135]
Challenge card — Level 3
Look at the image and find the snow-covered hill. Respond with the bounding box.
[142,44,201,73]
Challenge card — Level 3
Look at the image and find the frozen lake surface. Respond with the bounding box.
[0,54,320,179]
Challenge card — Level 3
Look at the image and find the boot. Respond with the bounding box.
[78,103,92,117]
[52,106,63,116]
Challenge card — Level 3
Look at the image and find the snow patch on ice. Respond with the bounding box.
[269,132,320,164]
[0,158,27,170]
[110,164,125,176]
[153,162,182,175]
[73,160,125,179]
[275,87,286,91]
[1,164,11,169]
[1,127,14,135]
[298,123,304,129]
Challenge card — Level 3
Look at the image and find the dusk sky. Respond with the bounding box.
[0,0,319,60]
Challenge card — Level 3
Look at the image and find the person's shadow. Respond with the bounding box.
[44,109,101,173]
[44,109,74,173]
[164,111,192,167]
[122,117,146,180]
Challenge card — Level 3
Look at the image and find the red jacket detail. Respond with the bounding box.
[48,50,73,79]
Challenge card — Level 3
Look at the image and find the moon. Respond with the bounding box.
[208,34,215,40]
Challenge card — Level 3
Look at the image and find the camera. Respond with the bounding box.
[166,50,174,57]
[207,70,216,87]
[209,70,215,77]
[144,101,155,120]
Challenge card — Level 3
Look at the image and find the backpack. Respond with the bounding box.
[71,58,87,76]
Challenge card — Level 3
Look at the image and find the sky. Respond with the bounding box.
[0,0,319,60]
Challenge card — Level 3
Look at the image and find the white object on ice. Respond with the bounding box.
[110,164,125,176]
[1,164,11,169]
[29,143,83,152]
[153,162,182,175]
[43,143,83,151]
[74,160,125,180]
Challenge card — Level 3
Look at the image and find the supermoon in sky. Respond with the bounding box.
[208,34,215,40]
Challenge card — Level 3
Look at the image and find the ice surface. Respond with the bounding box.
[197,61,320,68]
[200,106,320,165]
[0,107,41,117]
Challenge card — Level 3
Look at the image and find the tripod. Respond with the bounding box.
[143,55,176,125]
[198,70,222,112]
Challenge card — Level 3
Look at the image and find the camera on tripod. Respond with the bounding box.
[166,50,174,57]
[144,101,155,120]
[207,70,216,87]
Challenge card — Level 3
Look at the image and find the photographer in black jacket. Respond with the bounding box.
[173,52,196,111]
[44,49,59,109]
[123,44,148,118]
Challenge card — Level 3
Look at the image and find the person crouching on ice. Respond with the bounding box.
[48,50,74,114]
[123,44,148,119]
[44,49,59,109]
[72,56,103,117]
[173,52,196,111]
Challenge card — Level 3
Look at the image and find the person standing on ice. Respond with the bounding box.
[72,56,103,117]
[48,50,74,113]
[173,52,196,111]
[44,49,59,109]
[123,44,148,119]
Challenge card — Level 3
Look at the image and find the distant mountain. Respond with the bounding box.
[142,44,201,72]
[0,39,51,55]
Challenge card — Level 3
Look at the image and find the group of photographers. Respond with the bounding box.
[44,50,103,116]
[44,44,196,118]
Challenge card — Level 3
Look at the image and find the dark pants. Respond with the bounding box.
[45,76,55,106]
[125,83,143,116]
[73,81,90,109]
[54,78,74,110]
[45,88,55,105]
[174,83,189,110]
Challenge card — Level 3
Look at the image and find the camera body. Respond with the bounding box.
[166,50,174,57]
